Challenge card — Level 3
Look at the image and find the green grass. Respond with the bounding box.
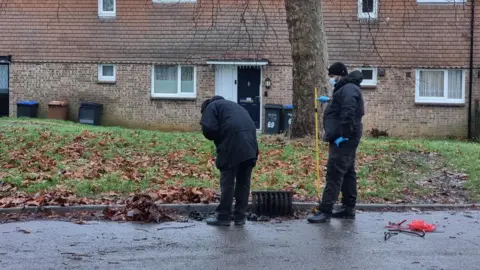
[1,118,480,203]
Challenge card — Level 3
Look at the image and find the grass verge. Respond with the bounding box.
[0,118,479,206]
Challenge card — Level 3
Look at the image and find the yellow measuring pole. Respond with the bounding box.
[314,87,321,195]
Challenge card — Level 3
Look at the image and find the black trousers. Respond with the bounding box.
[319,139,360,214]
[215,159,254,220]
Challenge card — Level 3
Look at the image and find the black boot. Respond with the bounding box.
[233,213,246,226]
[234,218,246,226]
[307,212,331,223]
[206,217,231,226]
[331,206,355,219]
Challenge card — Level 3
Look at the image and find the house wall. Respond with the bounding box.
[262,65,293,105]
[8,63,472,137]
[361,68,469,138]
[9,62,294,131]
[3,0,480,138]
[263,66,470,138]
[9,63,214,131]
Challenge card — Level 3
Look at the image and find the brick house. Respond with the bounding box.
[0,0,479,137]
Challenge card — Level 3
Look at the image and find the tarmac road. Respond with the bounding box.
[1,211,479,270]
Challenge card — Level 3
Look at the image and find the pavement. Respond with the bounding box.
[1,211,479,270]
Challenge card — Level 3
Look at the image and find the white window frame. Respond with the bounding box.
[415,69,466,104]
[357,67,377,86]
[417,0,465,4]
[98,64,116,82]
[152,0,196,3]
[98,0,116,17]
[358,0,378,20]
[151,65,197,99]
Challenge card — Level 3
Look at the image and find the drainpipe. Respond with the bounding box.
[468,0,475,139]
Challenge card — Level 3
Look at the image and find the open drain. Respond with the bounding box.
[251,191,293,217]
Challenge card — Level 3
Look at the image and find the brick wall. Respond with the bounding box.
[8,63,473,138]
[9,62,215,131]
[262,65,293,105]
[361,68,469,138]
[261,66,470,138]
[9,63,294,132]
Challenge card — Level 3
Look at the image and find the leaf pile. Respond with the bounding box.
[0,186,219,208]
[146,187,218,204]
[103,194,175,223]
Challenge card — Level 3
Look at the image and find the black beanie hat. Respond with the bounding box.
[201,99,211,114]
[328,62,348,76]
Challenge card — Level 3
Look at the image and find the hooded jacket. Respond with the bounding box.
[323,70,365,142]
[200,96,259,170]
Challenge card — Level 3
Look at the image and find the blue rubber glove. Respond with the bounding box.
[317,96,330,104]
[334,137,349,147]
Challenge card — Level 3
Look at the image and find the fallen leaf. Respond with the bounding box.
[72,220,87,225]
[17,229,31,234]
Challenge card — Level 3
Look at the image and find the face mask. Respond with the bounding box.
[329,78,337,86]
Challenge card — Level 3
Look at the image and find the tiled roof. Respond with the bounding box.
[323,0,473,68]
[0,0,478,68]
[0,0,291,65]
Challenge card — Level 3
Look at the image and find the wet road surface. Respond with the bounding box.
[1,211,479,270]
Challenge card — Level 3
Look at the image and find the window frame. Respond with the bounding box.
[98,64,116,83]
[98,0,116,18]
[358,0,378,20]
[152,0,196,3]
[151,65,197,99]
[415,69,466,104]
[416,0,465,4]
[357,67,377,87]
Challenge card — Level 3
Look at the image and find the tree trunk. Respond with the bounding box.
[284,0,329,139]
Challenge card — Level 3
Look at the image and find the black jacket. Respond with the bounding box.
[323,70,365,142]
[200,96,259,170]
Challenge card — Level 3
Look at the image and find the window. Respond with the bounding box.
[0,65,8,94]
[358,67,377,86]
[417,0,465,3]
[358,0,378,20]
[152,0,196,3]
[152,65,196,98]
[415,69,465,104]
[98,64,116,82]
[98,0,116,17]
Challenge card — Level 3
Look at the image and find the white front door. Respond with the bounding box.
[214,65,237,102]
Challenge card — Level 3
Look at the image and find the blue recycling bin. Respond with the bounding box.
[16,100,39,118]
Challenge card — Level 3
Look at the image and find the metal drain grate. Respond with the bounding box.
[251,191,293,216]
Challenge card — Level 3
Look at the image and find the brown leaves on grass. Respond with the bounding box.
[0,186,218,208]
[149,187,217,204]
[2,129,216,189]
[103,194,175,223]
[2,125,471,207]
[0,181,13,192]
[0,188,95,208]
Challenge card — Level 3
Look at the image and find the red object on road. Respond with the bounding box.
[408,220,437,232]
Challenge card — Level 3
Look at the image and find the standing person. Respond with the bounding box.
[308,62,365,223]
[200,95,259,226]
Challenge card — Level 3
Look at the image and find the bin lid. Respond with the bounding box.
[264,104,283,110]
[17,100,38,105]
[48,101,68,106]
[81,102,103,108]
[284,104,294,109]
